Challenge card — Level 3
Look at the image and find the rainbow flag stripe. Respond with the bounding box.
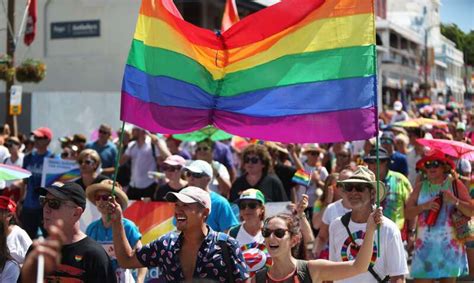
[292,169,311,187]
[121,0,377,143]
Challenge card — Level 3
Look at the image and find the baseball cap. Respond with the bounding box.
[236,188,266,204]
[165,186,211,212]
[363,147,391,161]
[42,182,86,209]
[393,101,403,111]
[380,131,395,142]
[0,196,16,213]
[456,122,466,131]
[164,155,186,167]
[185,160,213,178]
[32,127,53,140]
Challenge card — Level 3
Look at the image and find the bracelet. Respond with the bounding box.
[455,199,460,207]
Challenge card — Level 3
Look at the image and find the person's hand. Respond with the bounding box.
[422,198,441,212]
[296,194,309,217]
[149,134,159,145]
[286,143,295,154]
[24,220,65,276]
[325,184,335,205]
[107,196,124,222]
[441,190,457,205]
[366,207,383,232]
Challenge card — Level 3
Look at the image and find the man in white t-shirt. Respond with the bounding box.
[120,127,160,199]
[329,166,408,283]
[390,101,409,124]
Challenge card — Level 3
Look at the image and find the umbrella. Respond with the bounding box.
[393,118,448,128]
[416,138,474,160]
[172,126,233,142]
[447,101,463,109]
[0,164,32,181]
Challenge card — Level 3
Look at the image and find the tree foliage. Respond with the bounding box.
[441,23,474,65]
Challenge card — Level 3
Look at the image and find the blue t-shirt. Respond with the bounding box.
[389,151,409,176]
[208,191,239,232]
[85,141,117,169]
[136,227,249,282]
[22,150,55,209]
[86,218,141,276]
[213,141,234,174]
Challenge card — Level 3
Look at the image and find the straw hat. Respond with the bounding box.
[86,180,129,210]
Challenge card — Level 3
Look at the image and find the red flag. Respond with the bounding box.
[221,0,240,32]
[24,0,37,46]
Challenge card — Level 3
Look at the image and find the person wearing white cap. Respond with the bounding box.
[390,101,409,124]
[184,160,239,232]
[109,186,250,282]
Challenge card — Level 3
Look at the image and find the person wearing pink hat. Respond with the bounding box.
[0,196,31,264]
[153,155,188,201]
[21,126,56,239]
[406,151,473,281]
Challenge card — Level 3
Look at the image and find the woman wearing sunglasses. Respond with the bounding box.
[74,149,109,190]
[253,207,383,283]
[230,144,287,203]
[153,155,187,201]
[229,189,269,277]
[406,151,473,282]
[86,180,147,283]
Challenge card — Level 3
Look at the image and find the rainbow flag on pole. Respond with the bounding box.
[292,169,311,187]
[121,0,377,143]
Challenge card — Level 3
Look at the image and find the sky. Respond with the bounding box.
[440,0,474,33]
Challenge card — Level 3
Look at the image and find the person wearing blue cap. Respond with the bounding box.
[380,131,408,176]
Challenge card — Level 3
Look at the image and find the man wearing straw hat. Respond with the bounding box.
[108,186,249,282]
[86,180,147,283]
[328,166,408,283]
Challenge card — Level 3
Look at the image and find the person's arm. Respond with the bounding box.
[287,144,304,171]
[295,194,315,249]
[309,208,383,281]
[390,275,405,283]
[442,179,474,217]
[134,240,147,283]
[404,180,437,220]
[109,198,145,269]
[21,220,65,282]
[313,223,329,258]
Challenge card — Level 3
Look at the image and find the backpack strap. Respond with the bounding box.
[228,224,241,239]
[217,232,234,283]
[340,212,389,283]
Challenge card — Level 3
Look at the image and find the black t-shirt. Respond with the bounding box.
[75,174,110,190]
[47,237,116,283]
[230,173,288,202]
[274,164,297,200]
[153,183,185,201]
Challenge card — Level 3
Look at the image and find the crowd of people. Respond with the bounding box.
[0,98,473,282]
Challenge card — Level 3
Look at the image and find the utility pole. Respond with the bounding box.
[5,0,16,135]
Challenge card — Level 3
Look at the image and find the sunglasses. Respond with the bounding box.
[262,228,288,238]
[185,171,207,179]
[79,159,95,166]
[4,142,18,148]
[196,146,210,152]
[98,129,110,135]
[95,194,111,202]
[425,160,443,169]
[39,196,72,210]
[162,165,181,172]
[244,156,260,164]
[239,201,260,210]
[342,184,369,193]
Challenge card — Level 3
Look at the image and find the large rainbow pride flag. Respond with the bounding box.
[121,0,377,143]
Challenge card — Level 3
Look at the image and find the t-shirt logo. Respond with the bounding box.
[240,242,271,274]
[340,230,378,267]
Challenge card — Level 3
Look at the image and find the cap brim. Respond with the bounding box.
[165,192,199,204]
[184,165,209,176]
[43,187,69,200]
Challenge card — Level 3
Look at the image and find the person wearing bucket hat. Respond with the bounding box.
[229,189,268,276]
[329,166,408,283]
[85,180,146,282]
[0,196,32,264]
[108,186,250,282]
[363,148,413,232]
[406,150,472,281]
[39,182,116,282]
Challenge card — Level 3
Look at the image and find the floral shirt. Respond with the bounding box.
[136,227,250,282]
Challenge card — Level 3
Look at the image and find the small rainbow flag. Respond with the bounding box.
[292,169,311,187]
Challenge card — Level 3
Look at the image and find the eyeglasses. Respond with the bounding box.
[196,146,210,152]
[425,160,443,169]
[244,156,260,164]
[342,184,369,193]
[39,196,73,210]
[162,165,181,172]
[98,129,110,135]
[78,159,95,166]
[95,194,110,202]
[185,171,207,179]
[262,228,288,238]
[239,201,260,210]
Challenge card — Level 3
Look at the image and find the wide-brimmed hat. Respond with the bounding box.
[86,180,129,210]
[416,150,455,171]
[302,143,326,154]
[338,166,387,202]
